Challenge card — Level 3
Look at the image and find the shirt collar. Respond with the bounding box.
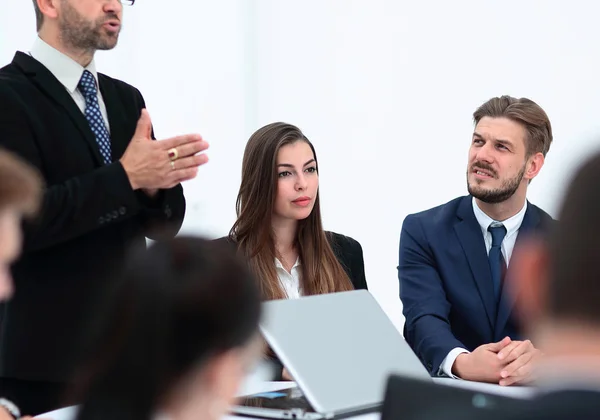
[275,258,301,270]
[29,36,100,94]
[472,196,527,239]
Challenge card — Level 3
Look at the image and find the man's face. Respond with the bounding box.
[58,0,123,51]
[467,116,529,204]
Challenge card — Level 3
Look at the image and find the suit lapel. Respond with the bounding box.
[12,52,104,165]
[454,196,496,330]
[98,74,130,160]
[495,202,541,337]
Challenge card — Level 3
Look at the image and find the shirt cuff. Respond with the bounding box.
[438,347,470,379]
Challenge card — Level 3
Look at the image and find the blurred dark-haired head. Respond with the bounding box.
[509,150,600,335]
[74,236,262,420]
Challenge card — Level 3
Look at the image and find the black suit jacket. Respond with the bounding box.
[218,231,368,292]
[0,52,186,382]
[326,231,368,291]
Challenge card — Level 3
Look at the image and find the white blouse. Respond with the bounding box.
[275,257,302,299]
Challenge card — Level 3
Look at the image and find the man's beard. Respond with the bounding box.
[467,162,526,204]
[59,0,120,52]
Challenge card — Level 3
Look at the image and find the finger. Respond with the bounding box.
[497,341,522,361]
[501,352,533,379]
[172,154,209,170]
[169,140,210,159]
[499,375,522,386]
[485,336,512,352]
[160,134,205,150]
[499,340,532,362]
[163,168,200,188]
[134,108,153,139]
[500,363,533,386]
[166,167,199,185]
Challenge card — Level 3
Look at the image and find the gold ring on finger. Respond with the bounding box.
[167,147,179,161]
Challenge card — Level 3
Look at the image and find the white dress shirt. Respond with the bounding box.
[29,37,110,131]
[275,258,302,299]
[439,198,528,378]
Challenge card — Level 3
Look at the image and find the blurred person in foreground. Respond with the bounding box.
[0,148,43,419]
[71,237,263,420]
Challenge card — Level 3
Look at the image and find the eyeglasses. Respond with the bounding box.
[120,0,135,5]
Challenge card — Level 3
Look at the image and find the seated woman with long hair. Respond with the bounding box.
[229,122,367,300]
[72,237,262,420]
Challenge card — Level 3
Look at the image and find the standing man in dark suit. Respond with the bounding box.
[0,0,209,415]
[399,96,553,385]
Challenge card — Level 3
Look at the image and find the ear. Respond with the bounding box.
[37,0,60,21]
[507,236,550,332]
[524,152,545,182]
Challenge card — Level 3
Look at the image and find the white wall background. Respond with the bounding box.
[2,0,600,331]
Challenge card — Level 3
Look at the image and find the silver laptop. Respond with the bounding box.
[231,289,431,419]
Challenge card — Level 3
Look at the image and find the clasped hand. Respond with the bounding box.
[453,336,542,386]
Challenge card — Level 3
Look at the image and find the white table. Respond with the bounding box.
[37,382,301,420]
[432,377,535,399]
[37,379,535,419]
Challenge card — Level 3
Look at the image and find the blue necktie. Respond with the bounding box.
[488,224,507,303]
[78,70,112,164]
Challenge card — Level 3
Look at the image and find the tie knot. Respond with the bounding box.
[488,223,507,247]
[78,70,97,97]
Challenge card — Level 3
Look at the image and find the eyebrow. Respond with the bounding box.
[495,139,514,148]
[473,133,514,148]
[277,158,316,168]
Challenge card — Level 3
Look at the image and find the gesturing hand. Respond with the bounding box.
[120,109,209,190]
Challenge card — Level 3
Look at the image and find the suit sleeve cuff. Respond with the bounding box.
[438,347,470,379]
[136,188,166,209]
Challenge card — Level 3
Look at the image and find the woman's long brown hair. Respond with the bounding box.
[229,122,353,300]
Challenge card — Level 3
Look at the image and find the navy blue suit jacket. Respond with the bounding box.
[398,195,553,375]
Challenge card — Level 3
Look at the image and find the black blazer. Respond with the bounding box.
[0,52,186,382]
[327,232,368,291]
[219,231,368,292]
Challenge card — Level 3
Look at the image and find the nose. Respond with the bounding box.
[104,0,123,14]
[474,142,495,164]
[295,173,307,191]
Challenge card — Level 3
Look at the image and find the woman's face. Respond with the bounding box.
[0,209,22,301]
[273,141,319,223]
